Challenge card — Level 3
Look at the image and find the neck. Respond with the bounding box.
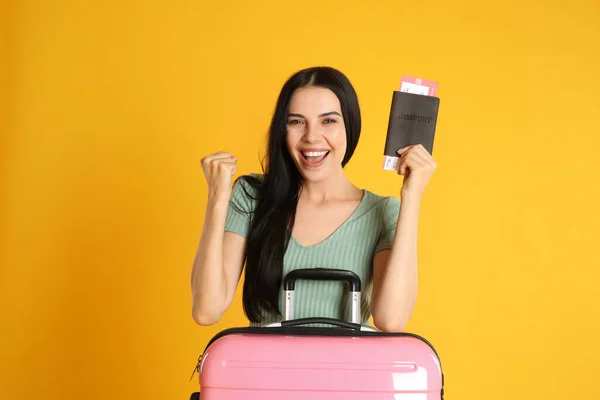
[299,168,359,203]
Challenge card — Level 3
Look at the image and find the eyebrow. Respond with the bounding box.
[287,111,342,118]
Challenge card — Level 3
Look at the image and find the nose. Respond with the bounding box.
[302,122,322,143]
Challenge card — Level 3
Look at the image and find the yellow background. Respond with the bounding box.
[2,0,599,399]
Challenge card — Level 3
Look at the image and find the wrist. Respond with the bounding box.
[207,196,230,212]
[204,198,229,231]
[400,189,422,204]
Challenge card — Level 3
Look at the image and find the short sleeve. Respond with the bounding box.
[374,196,401,253]
[224,177,258,238]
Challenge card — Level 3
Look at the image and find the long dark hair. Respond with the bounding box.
[238,66,362,323]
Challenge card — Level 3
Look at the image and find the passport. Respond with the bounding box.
[382,77,440,171]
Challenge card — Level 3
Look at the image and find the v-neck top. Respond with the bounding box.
[224,174,401,326]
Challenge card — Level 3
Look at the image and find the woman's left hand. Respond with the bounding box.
[396,144,438,199]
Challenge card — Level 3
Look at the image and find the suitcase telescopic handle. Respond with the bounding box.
[282,268,362,324]
[283,268,361,291]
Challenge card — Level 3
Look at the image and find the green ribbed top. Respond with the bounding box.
[224,175,401,326]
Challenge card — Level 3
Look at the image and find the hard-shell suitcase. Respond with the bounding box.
[190,268,444,399]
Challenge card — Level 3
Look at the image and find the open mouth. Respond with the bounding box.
[300,150,330,166]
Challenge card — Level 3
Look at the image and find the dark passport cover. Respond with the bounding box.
[384,91,440,157]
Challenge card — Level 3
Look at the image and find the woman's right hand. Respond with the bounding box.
[201,152,238,204]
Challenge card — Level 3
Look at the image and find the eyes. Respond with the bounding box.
[287,118,338,126]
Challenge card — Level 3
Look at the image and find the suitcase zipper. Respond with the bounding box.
[189,354,203,381]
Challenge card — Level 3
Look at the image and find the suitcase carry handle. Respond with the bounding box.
[280,317,361,330]
[283,268,361,291]
[282,268,362,324]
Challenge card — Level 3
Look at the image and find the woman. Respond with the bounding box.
[191,66,437,332]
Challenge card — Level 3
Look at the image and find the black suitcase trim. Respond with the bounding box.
[203,325,442,360]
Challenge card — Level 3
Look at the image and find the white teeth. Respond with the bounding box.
[302,151,328,157]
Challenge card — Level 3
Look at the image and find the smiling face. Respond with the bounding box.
[285,86,347,182]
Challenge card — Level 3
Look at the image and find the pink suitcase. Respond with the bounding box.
[190,268,444,399]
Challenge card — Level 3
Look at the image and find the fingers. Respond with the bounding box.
[217,160,237,175]
[397,145,435,164]
[201,152,237,170]
[202,152,236,165]
[200,152,238,183]
[397,145,415,155]
[396,144,436,175]
[398,153,425,175]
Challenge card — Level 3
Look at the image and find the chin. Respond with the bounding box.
[296,161,339,183]
[299,169,330,183]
